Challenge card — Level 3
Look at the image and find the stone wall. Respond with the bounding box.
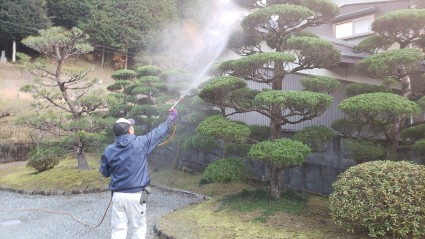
[151,136,424,195]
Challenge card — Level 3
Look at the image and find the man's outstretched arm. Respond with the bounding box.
[143,109,178,154]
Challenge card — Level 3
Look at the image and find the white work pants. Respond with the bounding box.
[111,192,147,239]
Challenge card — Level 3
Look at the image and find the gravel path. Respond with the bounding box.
[0,187,204,239]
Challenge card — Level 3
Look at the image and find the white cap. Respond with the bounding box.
[115,118,135,125]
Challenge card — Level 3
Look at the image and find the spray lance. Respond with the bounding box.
[171,94,186,110]
[158,94,186,146]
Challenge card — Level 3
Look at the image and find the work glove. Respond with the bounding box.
[167,108,178,122]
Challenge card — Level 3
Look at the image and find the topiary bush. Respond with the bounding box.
[26,146,66,172]
[329,161,425,238]
[300,75,341,94]
[111,69,137,81]
[345,82,389,96]
[203,157,250,183]
[136,65,162,76]
[196,115,251,144]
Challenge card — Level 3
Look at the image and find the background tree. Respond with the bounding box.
[47,0,91,28]
[355,8,425,100]
[331,82,391,163]
[338,93,420,160]
[80,0,178,69]
[106,65,183,133]
[348,9,425,160]
[106,66,219,170]
[0,0,51,62]
[19,27,109,170]
[198,0,341,198]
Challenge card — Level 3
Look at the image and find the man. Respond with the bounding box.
[99,109,178,239]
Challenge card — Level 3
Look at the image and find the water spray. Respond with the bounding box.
[168,1,244,112]
[169,20,239,111]
[170,95,186,109]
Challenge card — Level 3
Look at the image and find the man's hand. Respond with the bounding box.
[167,108,178,121]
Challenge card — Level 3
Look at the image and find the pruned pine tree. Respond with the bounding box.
[106,65,180,133]
[350,8,425,160]
[20,27,109,170]
[198,0,341,198]
[339,93,420,159]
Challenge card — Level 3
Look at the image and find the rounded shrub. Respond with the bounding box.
[136,65,162,76]
[248,139,311,168]
[300,75,341,94]
[196,115,251,143]
[345,82,388,96]
[111,69,137,81]
[203,157,250,183]
[329,161,425,238]
[26,146,66,172]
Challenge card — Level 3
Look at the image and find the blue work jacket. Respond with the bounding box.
[99,119,173,193]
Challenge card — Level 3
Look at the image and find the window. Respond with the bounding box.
[334,15,374,38]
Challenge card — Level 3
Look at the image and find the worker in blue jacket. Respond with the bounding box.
[99,109,178,239]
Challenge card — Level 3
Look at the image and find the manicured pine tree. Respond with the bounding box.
[198,0,341,198]
[20,27,109,170]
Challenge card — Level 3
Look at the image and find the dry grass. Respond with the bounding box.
[0,63,33,143]
[0,63,32,100]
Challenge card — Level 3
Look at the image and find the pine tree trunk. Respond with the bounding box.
[77,150,90,170]
[386,123,400,161]
[270,120,281,140]
[270,165,282,198]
